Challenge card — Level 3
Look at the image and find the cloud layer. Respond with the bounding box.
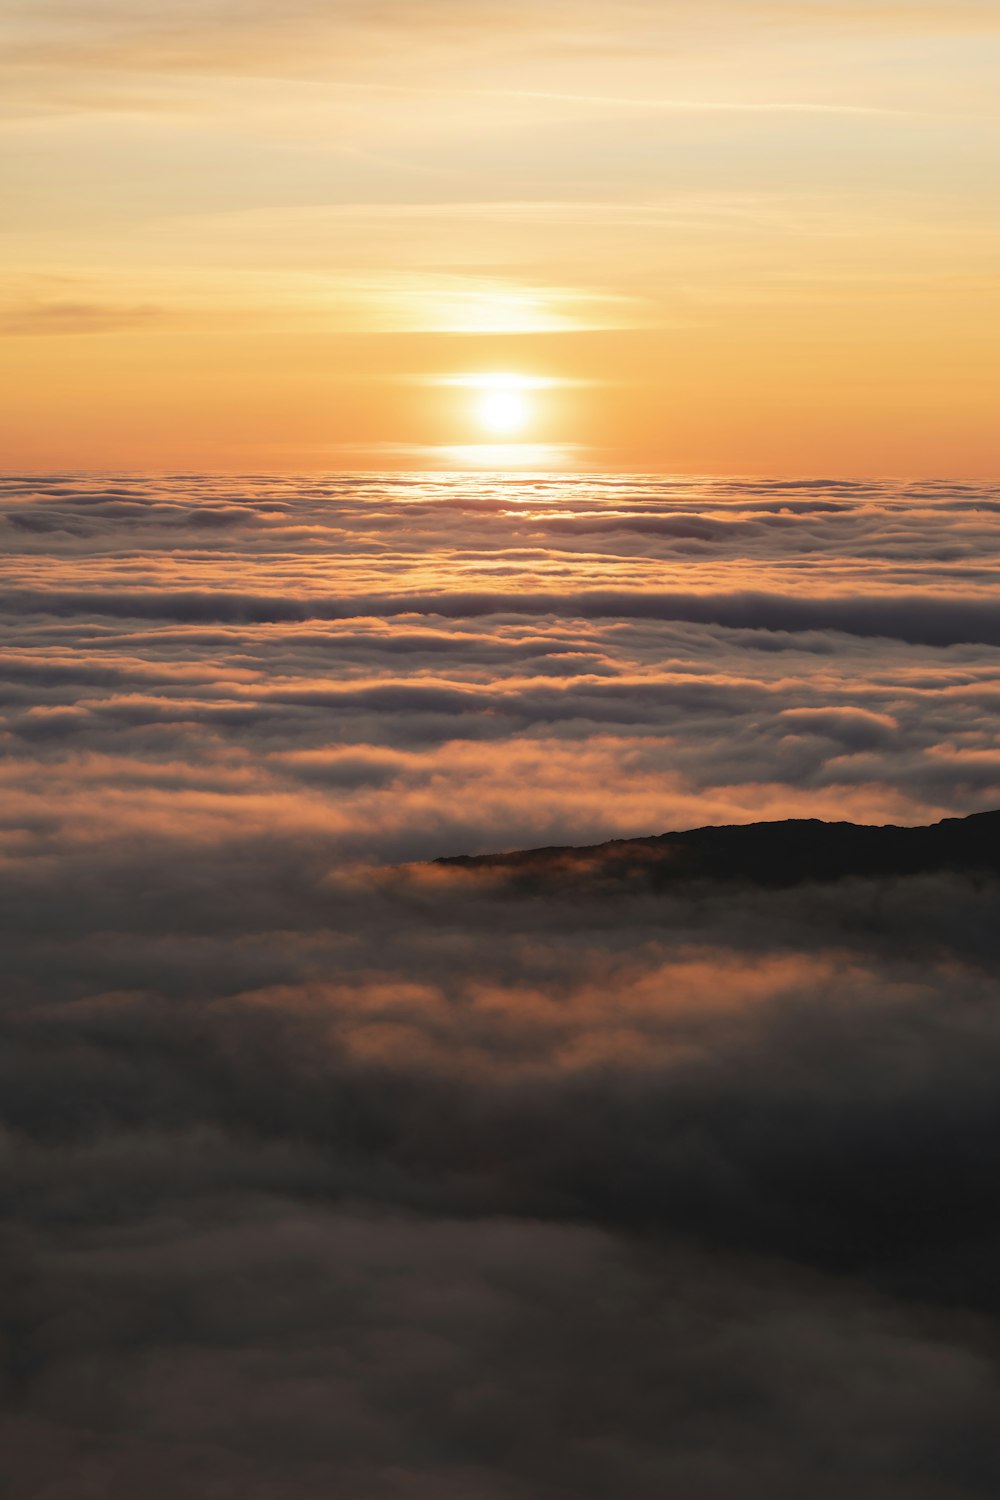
[3,473,1000,1496]
[4,472,1000,861]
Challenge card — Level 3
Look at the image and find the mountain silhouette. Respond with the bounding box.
[438,809,1000,892]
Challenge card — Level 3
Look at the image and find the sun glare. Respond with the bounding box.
[431,371,553,442]
[478,388,529,435]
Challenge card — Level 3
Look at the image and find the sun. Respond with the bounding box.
[478,387,530,435]
[433,371,549,442]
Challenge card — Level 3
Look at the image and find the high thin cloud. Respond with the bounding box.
[7,1,998,72]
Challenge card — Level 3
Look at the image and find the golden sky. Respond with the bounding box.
[1,0,998,473]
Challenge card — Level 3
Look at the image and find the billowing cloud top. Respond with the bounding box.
[2,474,1000,1495]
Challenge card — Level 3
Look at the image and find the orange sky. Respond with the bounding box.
[1,0,998,474]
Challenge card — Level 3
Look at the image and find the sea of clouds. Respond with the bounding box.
[3,473,1000,1497]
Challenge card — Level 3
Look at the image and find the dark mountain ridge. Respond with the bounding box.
[438,808,1000,891]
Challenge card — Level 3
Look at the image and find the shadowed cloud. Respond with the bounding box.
[2,473,1000,1497]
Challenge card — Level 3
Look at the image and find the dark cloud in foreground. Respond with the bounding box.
[3,475,1000,1496]
[4,813,1000,1497]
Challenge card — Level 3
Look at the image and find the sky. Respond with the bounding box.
[2,0,999,473]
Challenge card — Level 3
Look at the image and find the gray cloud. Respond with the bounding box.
[6,586,1000,648]
[4,833,1000,1496]
[2,472,1000,1495]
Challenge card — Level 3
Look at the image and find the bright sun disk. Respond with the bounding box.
[477,387,530,435]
